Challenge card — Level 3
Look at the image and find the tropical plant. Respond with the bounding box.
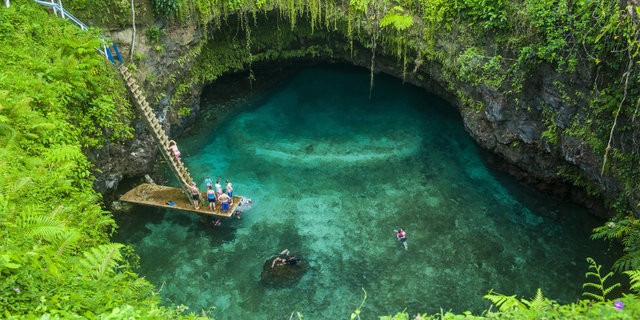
[582,257,621,302]
[593,218,640,272]
[484,288,558,314]
[152,0,180,17]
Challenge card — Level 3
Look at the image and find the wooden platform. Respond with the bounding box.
[119,183,243,218]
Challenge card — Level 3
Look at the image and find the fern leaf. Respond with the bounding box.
[613,254,640,272]
[484,290,525,311]
[601,271,615,282]
[624,270,640,293]
[602,283,621,296]
[379,7,414,31]
[77,243,124,280]
[53,229,81,257]
[581,292,604,302]
[525,288,546,311]
[582,283,602,289]
[18,210,67,241]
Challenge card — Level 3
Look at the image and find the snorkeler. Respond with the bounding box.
[271,249,300,268]
[394,228,407,250]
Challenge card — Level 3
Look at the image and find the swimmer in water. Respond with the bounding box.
[394,227,407,250]
[271,249,300,268]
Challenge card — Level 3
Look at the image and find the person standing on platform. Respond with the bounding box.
[189,184,200,210]
[207,185,216,211]
[218,192,231,212]
[205,176,212,189]
[226,180,233,202]
[215,180,223,193]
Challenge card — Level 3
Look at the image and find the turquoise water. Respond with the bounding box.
[114,65,618,319]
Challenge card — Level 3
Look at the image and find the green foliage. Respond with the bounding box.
[177,106,192,117]
[540,105,559,144]
[380,6,414,31]
[593,218,640,272]
[484,290,527,312]
[626,269,640,294]
[0,7,133,149]
[146,25,166,43]
[151,0,180,18]
[454,0,508,30]
[582,257,621,302]
[65,0,135,27]
[0,3,206,318]
[456,47,506,88]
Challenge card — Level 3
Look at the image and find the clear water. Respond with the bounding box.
[114,65,618,319]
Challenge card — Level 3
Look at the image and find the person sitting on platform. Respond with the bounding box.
[218,192,231,212]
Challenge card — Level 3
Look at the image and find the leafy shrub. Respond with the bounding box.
[146,25,166,43]
[151,0,180,17]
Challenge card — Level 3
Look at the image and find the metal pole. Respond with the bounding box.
[58,0,65,19]
[49,0,57,17]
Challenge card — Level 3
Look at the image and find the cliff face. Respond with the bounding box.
[91,23,206,198]
[336,46,609,214]
[93,12,626,215]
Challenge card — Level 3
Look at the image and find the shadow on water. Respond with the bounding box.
[112,64,622,319]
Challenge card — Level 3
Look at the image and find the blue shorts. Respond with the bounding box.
[222,202,229,211]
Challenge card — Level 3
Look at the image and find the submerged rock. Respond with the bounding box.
[259,255,307,288]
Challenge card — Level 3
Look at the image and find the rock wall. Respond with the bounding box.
[91,22,206,200]
[93,13,624,216]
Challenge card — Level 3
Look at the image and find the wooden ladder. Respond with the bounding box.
[118,65,195,198]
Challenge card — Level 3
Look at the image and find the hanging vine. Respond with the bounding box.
[600,2,640,176]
